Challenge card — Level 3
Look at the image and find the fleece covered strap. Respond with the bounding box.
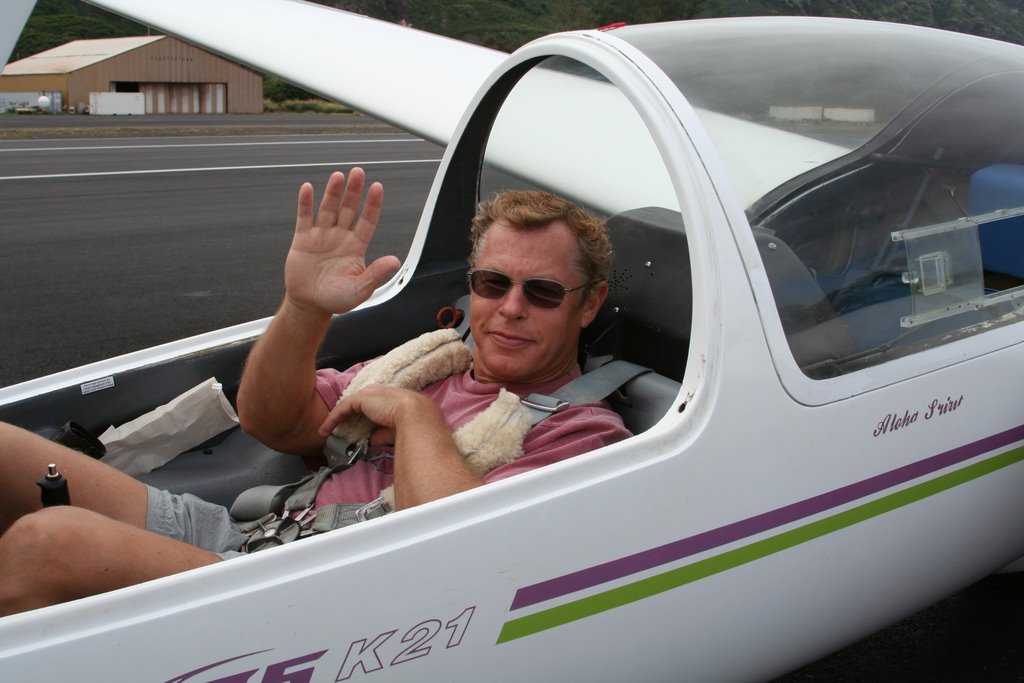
[377,386,531,510]
[325,329,472,467]
[325,327,534,510]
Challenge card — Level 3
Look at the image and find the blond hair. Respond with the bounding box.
[468,190,612,287]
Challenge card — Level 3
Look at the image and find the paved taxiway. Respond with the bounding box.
[0,114,1021,682]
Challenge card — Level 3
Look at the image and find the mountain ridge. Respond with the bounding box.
[13,0,1024,60]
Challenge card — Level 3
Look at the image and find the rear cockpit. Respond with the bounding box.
[618,18,1024,379]
[753,64,1024,377]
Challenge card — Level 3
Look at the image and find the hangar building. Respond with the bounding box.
[0,35,262,114]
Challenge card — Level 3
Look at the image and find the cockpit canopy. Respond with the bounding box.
[618,18,1024,377]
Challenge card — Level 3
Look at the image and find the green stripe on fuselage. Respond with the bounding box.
[497,445,1024,644]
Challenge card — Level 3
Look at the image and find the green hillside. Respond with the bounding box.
[322,1,706,49]
[10,0,147,62]
[13,0,1024,59]
[320,0,1024,47]
[705,0,1024,44]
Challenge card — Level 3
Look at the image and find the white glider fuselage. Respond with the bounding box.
[1,6,1023,682]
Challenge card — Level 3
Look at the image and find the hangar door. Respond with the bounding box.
[134,83,227,113]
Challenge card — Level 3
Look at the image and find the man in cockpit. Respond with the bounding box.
[0,167,630,615]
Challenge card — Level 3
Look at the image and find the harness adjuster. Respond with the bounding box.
[241,502,318,553]
[356,496,391,522]
[521,393,570,414]
[323,435,367,468]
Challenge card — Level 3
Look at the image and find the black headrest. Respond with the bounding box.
[753,229,859,376]
[584,207,692,381]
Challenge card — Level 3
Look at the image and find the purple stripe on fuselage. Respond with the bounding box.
[509,424,1024,611]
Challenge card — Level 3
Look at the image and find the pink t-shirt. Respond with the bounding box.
[312,364,632,508]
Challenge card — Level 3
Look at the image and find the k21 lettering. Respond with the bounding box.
[168,606,475,683]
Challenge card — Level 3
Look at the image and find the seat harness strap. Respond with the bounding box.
[522,359,649,425]
[230,461,350,522]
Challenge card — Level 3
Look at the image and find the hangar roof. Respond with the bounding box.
[2,36,164,75]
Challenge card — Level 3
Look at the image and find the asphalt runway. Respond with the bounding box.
[0,111,400,137]
[0,114,1022,681]
[0,115,440,385]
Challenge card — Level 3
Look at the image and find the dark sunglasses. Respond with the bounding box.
[468,269,591,308]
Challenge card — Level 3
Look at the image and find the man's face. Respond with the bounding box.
[470,219,608,385]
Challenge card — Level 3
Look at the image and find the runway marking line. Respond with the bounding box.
[0,137,427,153]
[0,158,442,181]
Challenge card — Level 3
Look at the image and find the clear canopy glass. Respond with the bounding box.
[620,18,1024,377]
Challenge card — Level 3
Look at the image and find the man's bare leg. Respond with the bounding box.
[0,422,221,616]
[0,506,221,616]
[0,421,149,533]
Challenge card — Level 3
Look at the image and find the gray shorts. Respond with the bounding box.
[145,485,247,560]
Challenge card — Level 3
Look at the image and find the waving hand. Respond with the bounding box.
[284,168,401,316]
